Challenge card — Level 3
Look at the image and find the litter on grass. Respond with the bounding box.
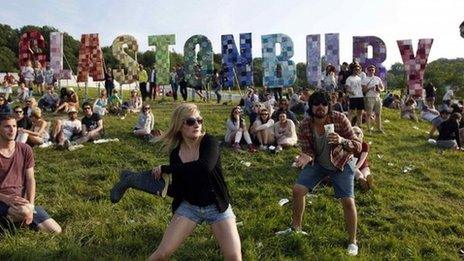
[278,198,289,206]
[240,160,251,167]
[93,138,120,144]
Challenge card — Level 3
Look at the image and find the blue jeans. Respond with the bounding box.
[296,162,355,198]
[175,201,235,224]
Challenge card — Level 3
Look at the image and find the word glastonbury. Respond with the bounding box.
[20,31,433,96]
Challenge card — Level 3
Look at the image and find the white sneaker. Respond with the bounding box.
[259,145,268,151]
[276,145,283,153]
[275,227,308,236]
[347,243,358,256]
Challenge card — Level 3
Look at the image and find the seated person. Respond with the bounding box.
[225,106,256,152]
[271,98,298,125]
[38,86,59,112]
[93,89,108,116]
[0,115,61,233]
[122,89,143,115]
[51,107,82,149]
[75,102,104,144]
[16,108,50,146]
[243,88,259,116]
[429,107,451,138]
[436,112,462,150]
[16,82,30,102]
[248,102,263,127]
[108,89,123,115]
[133,104,155,139]
[352,126,373,192]
[23,97,38,118]
[401,97,417,121]
[250,108,275,150]
[273,112,297,152]
[420,105,440,122]
[0,96,11,117]
[55,88,79,114]
[288,87,305,114]
[330,91,345,114]
[12,106,32,131]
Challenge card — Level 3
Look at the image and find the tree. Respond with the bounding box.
[0,47,18,72]
[294,62,308,89]
[252,57,263,87]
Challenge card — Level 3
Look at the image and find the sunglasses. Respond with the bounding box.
[143,107,150,110]
[14,110,23,113]
[184,117,203,126]
[313,100,329,106]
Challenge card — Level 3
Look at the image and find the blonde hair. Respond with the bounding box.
[31,107,42,119]
[352,126,364,141]
[158,103,201,152]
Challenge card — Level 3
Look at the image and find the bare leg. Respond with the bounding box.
[211,218,242,261]
[341,197,357,244]
[291,184,308,230]
[148,214,197,261]
[356,110,363,127]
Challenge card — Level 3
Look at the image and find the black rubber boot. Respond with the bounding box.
[110,170,165,203]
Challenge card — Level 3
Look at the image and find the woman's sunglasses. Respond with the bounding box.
[184,117,203,126]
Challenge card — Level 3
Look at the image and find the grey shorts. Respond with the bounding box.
[175,201,235,225]
[364,97,382,114]
[296,162,355,198]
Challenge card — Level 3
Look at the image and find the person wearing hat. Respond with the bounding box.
[51,107,82,149]
[361,65,385,133]
[38,86,59,112]
[122,89,143,115]
[277,91,362,256]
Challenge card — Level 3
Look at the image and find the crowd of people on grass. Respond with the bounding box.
[0,58,463,260]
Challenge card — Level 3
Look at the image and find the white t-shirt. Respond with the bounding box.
[62,119,82,140]
[345,75,363,98]
[361,76,382,98]
[443,90,454,101]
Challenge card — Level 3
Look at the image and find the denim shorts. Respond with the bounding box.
[0,201,51,227]
[175,201,236,225]
[296,162,355,198]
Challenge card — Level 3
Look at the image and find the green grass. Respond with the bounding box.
[1,88,463,260]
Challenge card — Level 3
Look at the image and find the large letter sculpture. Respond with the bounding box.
[353,36,387,84]
[221,33,253,87]
[397,39,434,97]
[148,34,175,85]
[112,35,139,84]
[183,35,213,86]
[18,30,47,68]
[261,34,296,88]
[77,34,105,82]
[306,33,340,87]
[49,32,71,80]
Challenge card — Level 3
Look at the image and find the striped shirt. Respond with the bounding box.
[297,111,362,171]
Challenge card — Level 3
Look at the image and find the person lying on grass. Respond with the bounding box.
[51,107,82,149]
[0,115,61,233]
[111,103,242,261]
[401,96,418,121]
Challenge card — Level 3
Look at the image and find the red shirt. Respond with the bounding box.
[0,143,35,197]
[298,111,362,171]
[355,142,369,170]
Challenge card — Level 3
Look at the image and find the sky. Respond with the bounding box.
[2,0,464,68]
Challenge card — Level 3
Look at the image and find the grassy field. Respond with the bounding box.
[0,89,463,260]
